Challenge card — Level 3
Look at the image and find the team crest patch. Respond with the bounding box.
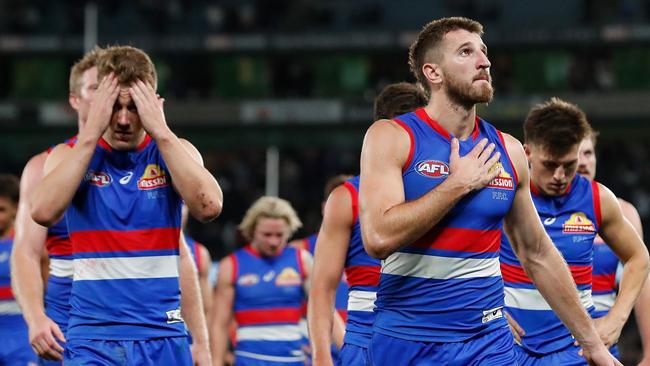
[238,273,260,286]
[487,162,514,190]
[137,164,169,190]
[85,171,112,187]
[415,160,450,178]
[562,212,596,234]
[275,267,301,286]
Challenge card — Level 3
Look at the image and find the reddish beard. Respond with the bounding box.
[444,71,494,108]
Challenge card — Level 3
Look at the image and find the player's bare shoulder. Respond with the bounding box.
[362,119,411,169]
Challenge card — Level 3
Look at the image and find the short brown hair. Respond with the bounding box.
[323,174,353,201]
[69,46,103,94]
[524,97,592,157]
[408,17,483,97]
[374,82,428,120]
[0,174,19,205]
[97,45,157,89]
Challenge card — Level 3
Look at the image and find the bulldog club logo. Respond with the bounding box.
[416,160,450,178]
[85,171,112,187]
[275,267,302,286]
[487,162,514,190]
[562,212,596,234]
[137,164,169,190]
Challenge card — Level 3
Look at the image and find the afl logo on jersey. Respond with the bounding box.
[416,160,450,178]
[85,171,112,187]
[137,164,169,190]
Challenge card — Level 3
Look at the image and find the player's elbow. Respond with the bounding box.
[193,200,222,223]
[30,204,60,227]
[363,235,394,260]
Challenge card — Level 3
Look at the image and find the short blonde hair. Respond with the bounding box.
[69,46,104,94]
[97,45,157,89]
[239,196,302,241]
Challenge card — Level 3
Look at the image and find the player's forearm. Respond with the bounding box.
[209,322,230,366]
[200,278,213,319]
[610,253,650,327]
[635,275,650,356]
[180,249,210,347]
[31,141,95,226]
[308,286,337,363]
[11,248,47,325]
[363,178,468,259]
[154,131,222,222]
[524,239,601,347]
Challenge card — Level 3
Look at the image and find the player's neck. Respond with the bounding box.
[425,94,477,140]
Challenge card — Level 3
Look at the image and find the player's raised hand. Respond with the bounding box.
[129,79,169,139]
[448,137,501,191]
[28,314,65,360]
[83,73,119,140]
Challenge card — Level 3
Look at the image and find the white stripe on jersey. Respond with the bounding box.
[237,325,303,342]
[592,293,616,312]
[382,252,501,280]
[505,287,593,311]
[347,290,376,312]
[0,300,21,314]
[234,351,305,362]
[50,258,73,278]
[74,255,179,280]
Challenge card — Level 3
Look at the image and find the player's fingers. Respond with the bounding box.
[53,324,66,343]
[44,331,64,354]
[449,138,460,161]
[478,143,496,163]
[469,138,488,158]
[485,151,501,171]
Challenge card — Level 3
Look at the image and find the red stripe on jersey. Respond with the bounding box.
[45,236,72,256]
[502,262,592,285]
[342,182,359,224]
[230,254,238,285]
[411,227,501,253]
[416,108,451,140]
[592,180,602,228]
[0,286,13,300]
[345,265,381,287]
[235,307,303,326]
[296,249,306,280]
[592,273,616,292]
[71,228,180,253]
[501,263,532,284]
[392,119,415,173]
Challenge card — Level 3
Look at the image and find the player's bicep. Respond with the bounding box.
[359,120,409,223]
[599,184,642,263]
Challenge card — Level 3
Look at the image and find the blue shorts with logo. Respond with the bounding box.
[515,343,587,366]
[369,326,516,366]
[0,332,38,365]
[64,337,192,366]
[337,343,370,366]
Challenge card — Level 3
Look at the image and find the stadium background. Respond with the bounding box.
[1,0,649,363]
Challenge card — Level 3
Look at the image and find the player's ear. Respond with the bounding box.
[69,93,80,111]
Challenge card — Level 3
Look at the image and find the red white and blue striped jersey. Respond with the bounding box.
[65,135,186,340]
[231,245,306,363]
[341,176,381,347]
[501,175,600,355]
[0,235,29,334]
[592,237,619,318]
[374,108,518,342]
[44,136,77,333]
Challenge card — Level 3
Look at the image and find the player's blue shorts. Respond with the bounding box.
[369,326,516,366]
[337,343,369,366]
[514,343,587,366]
[64,336,192,365]
[0,332,38,365]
